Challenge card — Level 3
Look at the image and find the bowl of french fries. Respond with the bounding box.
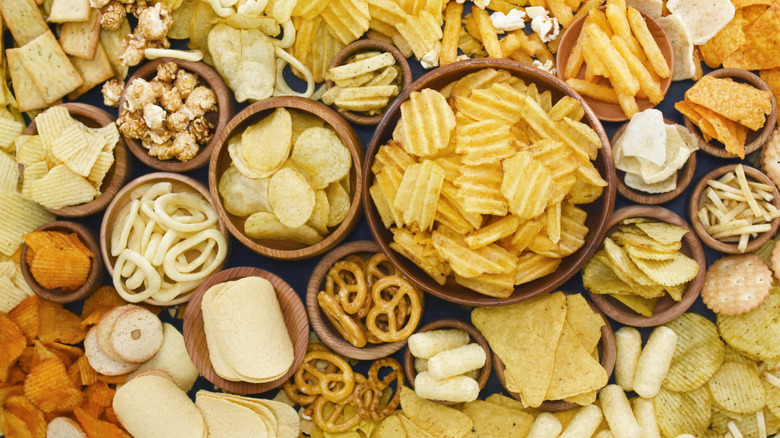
[556,4,674,121]
[363,58,616,306]
[689,164,780,254]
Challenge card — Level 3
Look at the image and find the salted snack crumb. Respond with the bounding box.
[703,254,773,315]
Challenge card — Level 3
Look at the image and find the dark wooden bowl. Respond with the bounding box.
[680,69,777,159]
[209,97,363,260]
[688,164,780,253]
[494,299,615,411]
[100,172,230,306]
[325,39,413,125]
[182,267,309,395]
[588,206,706,326]
[307,241,419,360]
[22,103,129,217]
[20,221,103,304]
[363,58,616,306]
[403,319,492,406]
[611,119,698,205]
[118,58,233,172]
[556,7,674,122]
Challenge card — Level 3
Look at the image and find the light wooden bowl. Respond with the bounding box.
[403,319,492,406]
[689,164,780,253]
[681,69,777,159]
[611,119,698,205]
[556,7,674,122]
[588,205,706,326]
[209,97,363,260]
[20,221,103,304]
[307,241,421,360]
[364,58,616,306]
[118,58,233,172]
[182,267,310,395]
[99,172,230,306]
[22,103,129,217]
[325,39,413,125]
[494,299,615,411]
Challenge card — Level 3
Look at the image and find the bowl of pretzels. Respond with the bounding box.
[306,240,425,360]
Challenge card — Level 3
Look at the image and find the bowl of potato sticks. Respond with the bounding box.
[689,163,780,254]
[209,96,363,260]
[100,172,230,306]
[364,58,616,306]
[584,205,706,326]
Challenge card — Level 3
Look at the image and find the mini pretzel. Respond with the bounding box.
[326,261,368,315]
[365,276,422,343]
[343,254,366,271]
[318,292,367,348]
[283,379,317,406]
[366,253,396,288]
[294,351,355,402]
[308,374,367,433]
[353,358,404,421]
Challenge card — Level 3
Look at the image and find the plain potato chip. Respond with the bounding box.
[325,181,350,228]
[662,313,726,392]
[245,212,323,246]
[208,24,275,102]
[268,168,316,228]
[291,127,351,189]
[241,107,293,174]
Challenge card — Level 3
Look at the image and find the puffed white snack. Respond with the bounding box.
[600,385,641,438]
[559,404,603,438]
[633,397,661,438]
[526,412,563,438]
[414,371,479,403]
[427,343,486,380]
[407,329,469,359]
[615,327,642,391]
[633,326,678,398]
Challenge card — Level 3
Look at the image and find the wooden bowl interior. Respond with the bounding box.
[588,205,706,326]
[611,119,698,205]
[209,97,363,260]
[556,8,674,122]
[306,241,411,360]
[363,58,616,306]
[20,221,103,304]
[118,58,233,172]
[23,103,129,217]
[100,172,229,305]
[493,300,615,411]
[403,319,492,406]
[182,267,310,395]
[688,164,780,253]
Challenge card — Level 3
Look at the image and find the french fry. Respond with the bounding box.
[610,35,663,104]
[627,7,671,78]
[548,0,575,27]
[440,1,463,65]
[567,78,620,103]
[617,92,640,118]
[563,33,585,79]
[472,8,502,59]
[584,23,639,96]
[605,0,643,57]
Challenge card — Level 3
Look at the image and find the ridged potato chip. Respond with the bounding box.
[0,191,55,257]
[513,252,562,286]
[30,164,98,210]
[393,160,445,231]
[319,0,370,45]
[455,162,508,216]
[455,119,516,166]
[655,386,712,437]
[30,245,91,291]
[717,286,780,361]
[5,395,47,437]
[709,361,766,414]
[398,89,456,158]
[433,226,517,278]
[662,313,726,392]
[291,127,351,190]
[501,151,555,220]
[391,227,450,285]
[37,300,86,345]
[630,252,700,287]
[24,358,84,413]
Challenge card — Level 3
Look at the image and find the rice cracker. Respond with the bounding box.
[702,254,772,315]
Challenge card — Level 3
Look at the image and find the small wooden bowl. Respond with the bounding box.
[403,319,492,406]
[20,221,103,304]
[494,300,616,411]
[100,172,230,306]
[688,164,780,253]
[364,58,616,306]
[182,267,310,395]
[325,39,413,125]
[588,206,706,326]
[22,103,129,217]
[611,119,698,205]
[556,7,674,122]
[681,69,777,159]
[307,241,420,360]
[118,58,233,172]
[209,97,363,260]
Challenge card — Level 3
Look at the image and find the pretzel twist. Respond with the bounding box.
[365,276,422,343]
[326,261,368,315]
[294,351,355,402]
[318,292,367,348]
[353,358,404,421]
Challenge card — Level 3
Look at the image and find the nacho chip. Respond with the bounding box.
[723,2,780,70]
[399,387,473,438]
[685,75,772,131]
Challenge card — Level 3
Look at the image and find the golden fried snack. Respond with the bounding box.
[294,350,355,402]
[353,358,404,421]
[326,261,369,315]
[307,374,368,433]
[365,276,422,343]
[318,292,367,348]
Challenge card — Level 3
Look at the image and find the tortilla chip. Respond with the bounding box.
[723,2,780,70]
[687,101,748,157]
[685,75,772,131]
[544,322,609,401]
[564,294,604,354]
[759,68,780,125]
[699,9,746,68]
[399,387,473,438]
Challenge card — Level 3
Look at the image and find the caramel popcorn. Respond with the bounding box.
[117,111,146,139]
[100,1,126,31]
[174,70,198,99]
[102,79,125,108]
[190,117,214,144]
[137,3,172,40]
[184,86,217,118]
[160,89,183,112]
[156,62,178,83]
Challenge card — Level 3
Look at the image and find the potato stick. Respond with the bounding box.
[753,188,774,202]
[440,1,463,65]
[717,172,736,185]
[548,0,574,27]
[617,91,639,118]
[510,50,534,64]
[705,187,727,212]
[738,233,749,252]
[615,327,641,392]
[735,164,763,217]
[728,421,745,438]
[464,13,483,43]
[588,9,614,36]
[548,37,560,54]
[633,326,677,398]
[756,410,767,438]
[712,224,772,239]
[610,35,663,104]
[606,0,643,58]
[704,204,725,223]
[748,181,774,192]
[707,219,751,234]
[584,23,639,95]
[600,385,641,438]
[627,7,670,78]
[564,33,585,79]
[698,207,710,229]
[708,179,748,196]
[721,204,749,224]
[566,78,619,103]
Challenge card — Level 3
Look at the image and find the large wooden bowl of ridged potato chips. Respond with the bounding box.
[363,58,617,306]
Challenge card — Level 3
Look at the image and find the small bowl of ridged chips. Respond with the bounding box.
[364,59,616,306]
[584,205,706,327]
[689,164,780,254]
[209,96,363,260]
[306,240,424,360]
[19,103,129,217]
[324,39,412,126]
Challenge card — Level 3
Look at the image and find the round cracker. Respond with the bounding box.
[702,254,772,315]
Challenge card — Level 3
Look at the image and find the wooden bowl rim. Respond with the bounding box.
[611,118,698,205]
[325,39,413,125]
[681,69,777,158]
[306,240,413,360]
[117,58,234,172]
[22,103,130,217]
[493,297,616,411]
[208,96,364,260]
[688,164,780,253]
[20,221,104,304]
[99,172,230,306]
[403,318,492,406]
[182,267,310,395]
[555,7,675,122]
[362,58,616,306]
[587,205,706,326]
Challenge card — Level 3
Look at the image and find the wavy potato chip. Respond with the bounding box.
[709,361,766,414]
[398,89,456,158]
[655,385,712,438]
[662,313,726,392]
[718,286,780,361]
